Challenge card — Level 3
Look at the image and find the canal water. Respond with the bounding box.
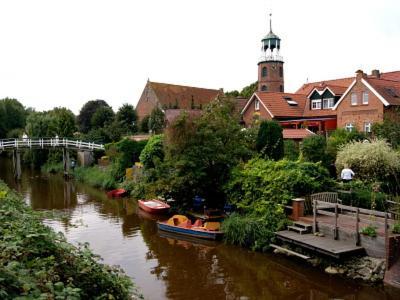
[1,157,399,300]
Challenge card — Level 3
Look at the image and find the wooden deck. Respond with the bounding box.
[275,230,365,259]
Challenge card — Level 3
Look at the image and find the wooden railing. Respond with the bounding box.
[0,138,104,151]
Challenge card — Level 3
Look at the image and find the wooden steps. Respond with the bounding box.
[287,221,312,235]
[270,244,311,260]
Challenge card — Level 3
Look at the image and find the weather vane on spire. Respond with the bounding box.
[269,13,272,32]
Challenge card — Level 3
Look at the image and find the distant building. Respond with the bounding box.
[136,80,222,124]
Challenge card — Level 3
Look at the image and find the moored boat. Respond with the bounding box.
[107,188,127,198]
[157,215,224,241]
[138,199,170,214]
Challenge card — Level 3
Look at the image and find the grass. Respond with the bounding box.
[41,161,64,174]
[0,180,141,299]
[73,165,118,190]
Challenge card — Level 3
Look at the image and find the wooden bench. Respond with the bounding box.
[311,192,342,210]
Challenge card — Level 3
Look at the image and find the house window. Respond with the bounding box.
[262,67,267,77]
[280,85,284,92]
[362,91,369,104]
[323,98,335,109]
[311,99,321,110]
[345,123,355,132]
[255,99,260,111]
[351,93,358,105]
[364,122,372,133]
[261,85,267,91]
[279,66,283,77]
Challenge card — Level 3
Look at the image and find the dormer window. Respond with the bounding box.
[362,91,369,104]
[311,99,321,110]
[323,98,334,109]
[351,93,358,105]
[255,99,260,111]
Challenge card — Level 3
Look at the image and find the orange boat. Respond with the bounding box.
[107,189,127,198]
[138,199,170,214]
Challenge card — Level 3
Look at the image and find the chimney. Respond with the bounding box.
[355,69,366,81]
[371,69,381,79]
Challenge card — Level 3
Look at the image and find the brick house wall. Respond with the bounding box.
[136,82,160,122]
[242,96,273,126]
[258,61,284,92]
[336,73,384,132]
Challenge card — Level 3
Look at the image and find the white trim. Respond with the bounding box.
[332,79,357,110]
[361,78,390,106]
[240,93,274,118]
[306,86,336,99]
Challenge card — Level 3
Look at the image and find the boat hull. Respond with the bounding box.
[107,189,127,198]
[157,222,224,241]
[138,199,170,214]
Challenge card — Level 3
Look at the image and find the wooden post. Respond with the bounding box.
[63,148,70,178]
[334,204,338,240]
[313,200,317,233]
[356,208,360,246]
[12,149,21,181]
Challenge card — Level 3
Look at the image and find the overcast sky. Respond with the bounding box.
[0,0,399,114]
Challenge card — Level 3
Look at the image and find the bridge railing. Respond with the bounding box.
[0,138,105,151]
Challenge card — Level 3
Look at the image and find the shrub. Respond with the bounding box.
[361,225,377,237]
[335,139,400,183]
[0,181,137,299]
[326,128,366,160]
[139,134,164,169]
[284,139,299,161]
[256,120,284,160]
[393,223,400,234]
[73,165,117,190]
[139,116,150,133]
[41,161,64,174]
[301,135,327,164]
[372,107,400,149]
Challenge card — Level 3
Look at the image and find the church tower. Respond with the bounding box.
[258,14,284,92]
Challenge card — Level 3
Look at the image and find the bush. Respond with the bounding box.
[139,116,150,133]
[139,134,164,169]
[372,107,400,149]
[73,165,117,190]
[301,135,327,164]
[0,181,137,299]
[41,161,64,174]
[335,139,400,183]
[326,128,366,160]
[222,212,286,251]
[256,120,284,160]
[361,225,377,237]
[284,139,299,161]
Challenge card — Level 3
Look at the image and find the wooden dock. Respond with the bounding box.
[275,230,365,259]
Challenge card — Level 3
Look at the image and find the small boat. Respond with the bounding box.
[107,188,127,198]
[157,215,224,241]
[138,199,170,214]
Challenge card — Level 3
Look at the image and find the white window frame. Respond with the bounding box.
[364,122,372,133]
[323,97,334,109]
[311,99,321,110]
[345,123,355,132]
[255,99,260,111]
[351,93,358,105]
[362,91,369,104]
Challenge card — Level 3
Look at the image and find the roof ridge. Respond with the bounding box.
[149,81,220,92]
[367,77,400,84]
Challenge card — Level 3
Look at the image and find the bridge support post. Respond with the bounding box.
[63,148,70,178]
[12,149,22,181]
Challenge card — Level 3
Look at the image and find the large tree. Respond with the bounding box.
[148,107,165,134]
[77,100,110,133]
[91,106,115,129]
[256,120,284,160]
[49,107,76,137]
[0,98,26,138]
[116,103,137,134]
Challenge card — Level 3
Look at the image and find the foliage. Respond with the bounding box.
[284,140,299,161]
[73,166,118,190]
[49,107,76,137]
[226,158,334,212]
[224,90,240,98]
[393,223,400,234]
[148,107,165,134]
[372,107,400,149]
[116,103,138,134]
[326,128,366,160]
[139,115,150,133]
[335,139,400,184]
[139,134,164,169]
[41,162,64,174]
[0,180,137,299]
[0,98,26,139]
[256,120,284,160]
[91,106,115,129]
[77,100,110,133]
[361,225,377,237]
[222,212,286,251]
[301,135,327,164]
[239,82,258,99]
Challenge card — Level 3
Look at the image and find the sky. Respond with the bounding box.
[0,0,399,114]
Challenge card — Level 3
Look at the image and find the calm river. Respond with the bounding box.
[1,157,399,300]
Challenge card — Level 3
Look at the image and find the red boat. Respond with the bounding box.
[107,189,127,198]
[138,199,170,214]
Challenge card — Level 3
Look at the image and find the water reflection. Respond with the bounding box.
[1,157,400,300]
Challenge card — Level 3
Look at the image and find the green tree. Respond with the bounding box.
[0,98,26,138]
[148,107,165,134]
[140,134,164,169]
[301,135,327,164]
[91,106,115,128]
[326,128,366,160]
[140,115,150,133]
[116,103,138,134]
[77,100,110,133]
[372,107,400,149]
[49,107,76,137]
[256,120,284,160]
[240,81,258,99]
[284,139,299,161]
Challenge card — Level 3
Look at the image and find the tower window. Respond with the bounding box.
[279,66,283,77]
[280,85,284,92]
[262,67,267,77]
[261,85,267,91]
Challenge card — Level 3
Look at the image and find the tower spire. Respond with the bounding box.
[269,13,272,33]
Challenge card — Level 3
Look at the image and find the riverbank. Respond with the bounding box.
[0,180,142,299]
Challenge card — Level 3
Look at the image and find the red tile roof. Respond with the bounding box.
[379,71,400,82]
[149,81,222,109]
[255,92,307,118]
[164,109,202,124]
[366,78,400,106]
[282,128,315,140]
